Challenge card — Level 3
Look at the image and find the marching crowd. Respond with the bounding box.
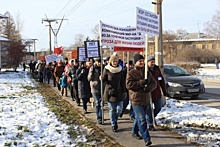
[28,52,167,146]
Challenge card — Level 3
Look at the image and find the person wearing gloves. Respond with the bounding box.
[126,53,157,146]
[147,55,167,131]
[100,55,126,132]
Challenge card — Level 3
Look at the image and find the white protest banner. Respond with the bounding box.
[56,55,63,62]
[84,41,100,58]
[136,7,159,36]
[45,54,58,64]
[77,47,86,61]
[100,21,145,48]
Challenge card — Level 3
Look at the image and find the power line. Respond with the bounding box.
[55,0,72,18]
[65,0,87,18]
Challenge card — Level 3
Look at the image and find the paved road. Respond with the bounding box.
[182,79,220,109]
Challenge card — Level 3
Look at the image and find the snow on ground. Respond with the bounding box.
[0,70,93,146]
[197,64,220,80]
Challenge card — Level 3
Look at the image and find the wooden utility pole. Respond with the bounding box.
[153,0,163,68]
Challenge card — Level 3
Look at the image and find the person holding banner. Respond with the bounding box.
[88,57,103,124]
[76,60,92,114]
[126,53,156,146]
[147,55,167,131]
[100,55,126,132]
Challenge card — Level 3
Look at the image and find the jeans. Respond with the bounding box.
[132,105,151,141]
[92,94,103,121]
[38,72,43,83]
[107,101,123,126]
[147,98,162,126]
[216,63,219,69]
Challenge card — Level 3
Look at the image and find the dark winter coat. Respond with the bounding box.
[103,64,126,103]
[148,65,166,100]
[76,66,92,99]
[68,65,79,86]
[126,66,157,106]
[87,64,102,95]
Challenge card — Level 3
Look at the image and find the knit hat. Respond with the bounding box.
[109,55,119,63]
[134,54,144,64]
[95,57,101,62]
[147,55,155,62]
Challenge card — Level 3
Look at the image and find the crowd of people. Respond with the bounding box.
[28,52,167,146]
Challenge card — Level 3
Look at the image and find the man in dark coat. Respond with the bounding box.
[68,59,80,105]
[76,60,92,114]
[88,57,103,124]
[147,55,167,131]
[126,53,157,146]
[54,60,65,90]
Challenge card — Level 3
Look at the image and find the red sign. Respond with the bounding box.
[71,50,78,59]
[114,46,144,52]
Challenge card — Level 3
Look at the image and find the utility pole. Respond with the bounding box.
[42,18,56,55]
[31,39,38,61]
[152,0,163,68]
[42,15,67,54]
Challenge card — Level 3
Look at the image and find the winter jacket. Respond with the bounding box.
[68,65,79,86]
[76,66,92,99]
[88,64,102,95]
[59,75,68,88]
[103,64,126,103]
[148,65,166,100]
[126,66,157,106]
[54,64,65,82]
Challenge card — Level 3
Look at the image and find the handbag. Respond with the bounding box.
[108,75,121,98]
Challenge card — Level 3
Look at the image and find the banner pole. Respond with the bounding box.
[99,21,104,124]
[145,34,155,127]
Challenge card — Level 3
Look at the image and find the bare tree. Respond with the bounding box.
[71,33,85,47]
[163,30,179,63]
[91,24,99,40]
[204,10,220,49]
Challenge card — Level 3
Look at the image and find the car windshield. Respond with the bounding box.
[164,65,190,76]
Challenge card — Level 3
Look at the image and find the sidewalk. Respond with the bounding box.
[50,83,201,147]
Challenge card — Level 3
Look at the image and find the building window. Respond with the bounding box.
[212,44,217,49]
[202,45,206,49]
[192,44,196,49]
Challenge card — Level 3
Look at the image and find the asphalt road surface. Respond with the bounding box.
[182,80,220,110]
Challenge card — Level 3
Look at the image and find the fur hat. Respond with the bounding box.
[147,55,155,62]
[134,54,144,64]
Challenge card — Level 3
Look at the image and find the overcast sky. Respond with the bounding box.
[0,0,219,51]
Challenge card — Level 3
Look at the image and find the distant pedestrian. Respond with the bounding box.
[126,53,157,146]
[23,62,26,71]
[214,57,219,69]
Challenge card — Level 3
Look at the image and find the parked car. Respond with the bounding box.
[164,64,205,99]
